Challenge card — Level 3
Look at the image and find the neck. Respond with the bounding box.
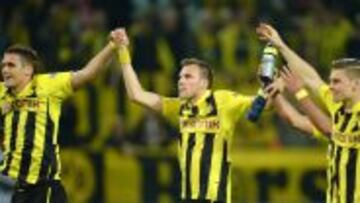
[344,94,360,110]
[12,78,31,94]
[190,89,207,104]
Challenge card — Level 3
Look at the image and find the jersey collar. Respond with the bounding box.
[194,90,211,106]
[7,78,36,98]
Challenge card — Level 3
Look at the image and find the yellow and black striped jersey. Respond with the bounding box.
[318,84,360,203]
[162,90,253,202]
[0,72,73,184]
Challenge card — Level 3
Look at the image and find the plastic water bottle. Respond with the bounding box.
[259,43,278,86]
[247,43,278,122]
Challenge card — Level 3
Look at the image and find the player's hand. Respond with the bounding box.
[265,77,284,98]
[256,23,285,48]
[110,28,129,48]
[280,66,305,94]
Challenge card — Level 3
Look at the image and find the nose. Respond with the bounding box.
[2,65,7,74]
[178,77,185,86]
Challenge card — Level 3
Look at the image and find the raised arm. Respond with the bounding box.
[267,78,317,134]
[71,40,116,90]
[280,67,331,137]
[256,23,325,93]
[111,28,163,112]
[273,94,316,135]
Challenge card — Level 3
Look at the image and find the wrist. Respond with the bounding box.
[109,41,117,50]
[295,88,309,101]
[117,46,131,65]
[276,42,287,50]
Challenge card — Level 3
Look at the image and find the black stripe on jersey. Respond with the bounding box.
[180,104,198,118]
[205,94,217,116]
[217,141,229,201]
[346,148,357,203]
[39,100,55,181]
[0,115,4,150]
[185,133,196,199]
[334,105,345,124]
[334,112,339,124]
[2,111,20,176]
[331,146,342,199]
[18,111,36,181]
[199,133,214,199]
[179,104,186,116]
[340,113,352,132]
[328,142,335,199]
[49,147,57,180]
[352,122,359,132]
[190,106,199,118]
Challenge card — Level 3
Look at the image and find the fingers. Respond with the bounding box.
[279,65,305,93]
[265,84,279,98]
[279,65,292,81]
[110,28,129,47]
[256,23,273,35]
[256,26,271,39]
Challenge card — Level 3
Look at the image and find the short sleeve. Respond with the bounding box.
[216,90,254,122]
[39,72,73,99]
[161,97,181,127]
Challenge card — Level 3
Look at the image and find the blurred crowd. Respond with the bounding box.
[1,0,360,150]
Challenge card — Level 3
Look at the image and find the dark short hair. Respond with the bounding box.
[4,44,43,74]
[332,58,360,79]
[180,58,214,88]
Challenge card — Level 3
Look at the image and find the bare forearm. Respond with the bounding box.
[297,97,332,136]
[121,64,145,100]
[273,95,314,134]
[72,42,115,89]
[119,52,162,112]
[278,44,324,91]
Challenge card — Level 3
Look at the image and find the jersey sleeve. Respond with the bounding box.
[161,97,181,127]
[317,84,334,112]
[39,72,73,99]
[217,90,254,122]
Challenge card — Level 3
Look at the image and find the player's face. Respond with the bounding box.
[1,53,30,89]
[329,69,354,102]
[178,65,207,99]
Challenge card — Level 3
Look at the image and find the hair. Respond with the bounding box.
[332,58,360,79]
[180,58,214,88]
[4,44,43,74]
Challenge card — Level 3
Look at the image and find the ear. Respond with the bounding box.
[351,79,360,91]
[24,64,34,77]
[201,79,209,88]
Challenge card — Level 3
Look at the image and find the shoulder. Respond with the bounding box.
[33,72,72,87]
[162,96,181,106]
[35,72,72,81]
[213,89,249,100]
[214,89,236,97]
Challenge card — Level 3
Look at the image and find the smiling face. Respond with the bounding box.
[329,69,355,103]
[177,64,208,100]
[1,53,33,90]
